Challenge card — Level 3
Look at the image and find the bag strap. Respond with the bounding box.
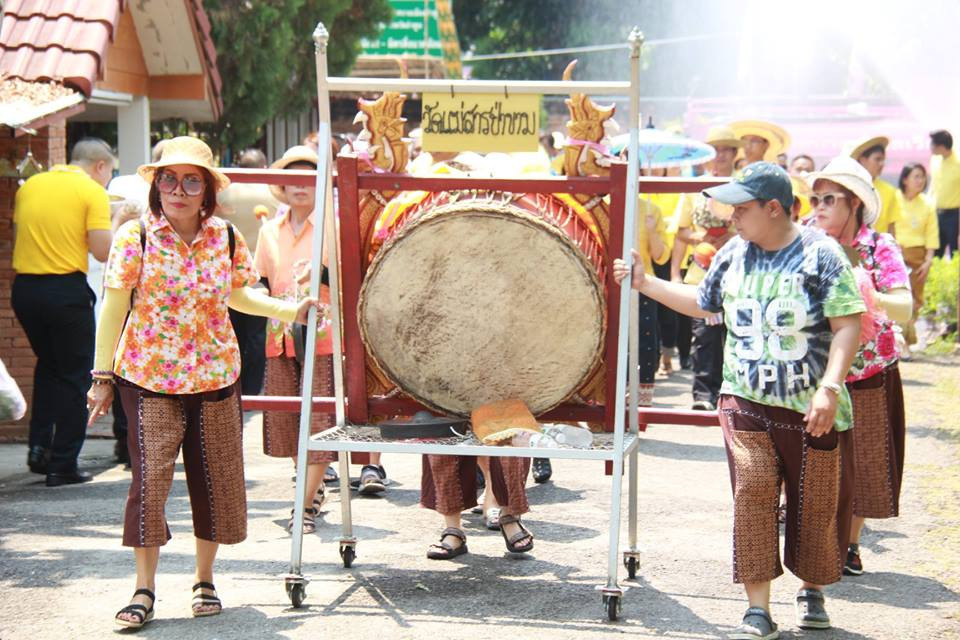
[227,222,236,260]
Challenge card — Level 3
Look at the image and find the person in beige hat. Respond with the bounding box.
[807,155,912,581]
[85,135,322,629]
[849,136,902,235]
[730,120,791,165]
[255,144,355,533]
[670,125,742,410]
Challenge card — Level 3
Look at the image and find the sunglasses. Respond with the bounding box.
[809,192,847,209]
[157,171,205,196]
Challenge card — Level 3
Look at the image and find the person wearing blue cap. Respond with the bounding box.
[614,162,865,639]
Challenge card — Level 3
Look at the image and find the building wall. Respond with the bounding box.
[0,123,67,438]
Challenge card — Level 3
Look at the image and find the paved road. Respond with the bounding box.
[0,360,958,639]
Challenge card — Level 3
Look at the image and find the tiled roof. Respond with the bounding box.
[0,0,124,97]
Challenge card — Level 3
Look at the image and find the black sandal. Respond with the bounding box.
[426,527,468,560]
[499,514,534,553]
[115,588,155,629]
[191,581,222,617]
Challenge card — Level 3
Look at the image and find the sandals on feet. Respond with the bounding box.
[426,527,468,560]
[287,486,326,534]
[499,514,534,553]
[115,588,155,629]
[485,507,502,530]
[191,581,222,617]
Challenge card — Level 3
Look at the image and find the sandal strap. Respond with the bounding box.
[498,514,520,525]
[133,587,155,601]
[192,581,216,592]
[193,594,221,604]
[440,527,466,543]
[116,604,148,622]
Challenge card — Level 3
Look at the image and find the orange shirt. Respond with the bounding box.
[104,214,259,393]
[254,206,333,357]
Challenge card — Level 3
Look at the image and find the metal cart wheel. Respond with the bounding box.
[624,556,638,580]
[286,581,306,608]
[603,594,622,621]
[340,543,356,568]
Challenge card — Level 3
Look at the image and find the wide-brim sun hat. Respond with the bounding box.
[704,125,743,149]
[137,136,230,192]
[270,145,319,203]
[848,135,889,160]
[805,155,880,226]
[729,120,791,161]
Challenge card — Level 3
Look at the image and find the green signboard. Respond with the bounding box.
[361,0,443,57]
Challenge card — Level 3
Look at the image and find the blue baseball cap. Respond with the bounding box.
[703,161,794,213]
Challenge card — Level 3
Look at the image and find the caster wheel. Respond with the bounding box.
[624,556,638,580]
[340,544,356,568]
[603,594,621,621]
[286,582,306,608]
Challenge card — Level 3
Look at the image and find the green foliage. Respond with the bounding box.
[201,0,391,150]
[452,0,639,81]
[920,256,959,324]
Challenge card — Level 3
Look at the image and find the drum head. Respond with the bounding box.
[359,200,605,416]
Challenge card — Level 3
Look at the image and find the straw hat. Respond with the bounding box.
[704,125,743,149]
[137,136,230,192]
[805,156,880,226]
[729,120,791,161]
[848,135,889,160]
[269,145,318,202]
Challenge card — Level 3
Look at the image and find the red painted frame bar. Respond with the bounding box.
[603,163,628,432]
[336,155,369,425]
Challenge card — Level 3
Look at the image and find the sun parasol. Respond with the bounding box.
[610,128,716,170]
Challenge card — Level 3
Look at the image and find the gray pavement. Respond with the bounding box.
[0,363,958,639]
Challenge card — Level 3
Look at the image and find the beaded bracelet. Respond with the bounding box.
[91,378,114,386]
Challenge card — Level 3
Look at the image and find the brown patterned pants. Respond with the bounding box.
[262,355,336,465]
[117,379,247,548]
[848,364,905,519]
[718,395,853,586]
[421,455,531,516]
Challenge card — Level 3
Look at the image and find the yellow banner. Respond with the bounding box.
[421,92,541,153]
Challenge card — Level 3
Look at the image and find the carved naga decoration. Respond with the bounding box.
[352,92,409,269]
[560,59,619,241]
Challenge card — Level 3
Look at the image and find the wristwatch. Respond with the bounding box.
[819,381,842,395]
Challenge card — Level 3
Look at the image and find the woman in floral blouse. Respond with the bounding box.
[807,156,912,578]
[86,137,319,629]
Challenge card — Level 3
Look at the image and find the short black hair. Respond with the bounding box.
[930,129,953,150]
[791,154,815,169]
[858,144,886,160]
[148,167,218,220]
[898,162,928,191]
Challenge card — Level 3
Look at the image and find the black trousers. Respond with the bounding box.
[11,273,95,473]
[691,317,725,406]
[937,208,959,257]
[229,308,266,396]
[653,261,691,362]
[638,293,659,384]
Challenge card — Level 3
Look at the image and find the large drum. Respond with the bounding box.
[359,191,607,416]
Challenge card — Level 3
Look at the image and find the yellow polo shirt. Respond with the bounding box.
[895,191,939,249]
[872,178,901,233]
[634,198,670,275]
[931,151,960,209]
[13,164,110,274]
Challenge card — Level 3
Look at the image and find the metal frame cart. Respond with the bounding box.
[238,23,722,621]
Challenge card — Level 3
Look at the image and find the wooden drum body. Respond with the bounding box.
[358,191,607,416]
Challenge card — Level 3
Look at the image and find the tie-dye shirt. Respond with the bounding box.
[697,226,865,430]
